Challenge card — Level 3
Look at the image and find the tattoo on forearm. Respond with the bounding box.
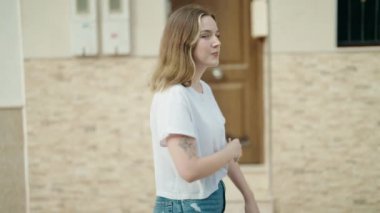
[178,138,196,159]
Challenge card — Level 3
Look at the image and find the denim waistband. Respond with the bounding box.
[154,180,226,213]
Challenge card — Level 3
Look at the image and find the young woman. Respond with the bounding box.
[150,4,260,213]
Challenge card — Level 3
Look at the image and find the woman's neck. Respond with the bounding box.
[191,67,206,93]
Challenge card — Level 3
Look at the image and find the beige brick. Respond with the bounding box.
[271,52,380,213]
[25,58,156,212]
[25,52,380,213]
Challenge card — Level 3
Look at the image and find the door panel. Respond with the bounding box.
[172,0,263,163]
[212,83,245,137]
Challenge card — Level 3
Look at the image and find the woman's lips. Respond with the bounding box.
[211,52,219,57]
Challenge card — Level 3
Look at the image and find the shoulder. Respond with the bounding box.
[169,84,188,94]
[154,84,190,103]
[161,84,188,97]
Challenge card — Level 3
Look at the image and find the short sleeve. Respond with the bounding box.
[156,86,196,146]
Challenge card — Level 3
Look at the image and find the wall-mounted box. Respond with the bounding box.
[101,0,131,55]
[251,0,268,38]
[70,0,98,56]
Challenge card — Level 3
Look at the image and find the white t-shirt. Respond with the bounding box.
[150,80,228,200]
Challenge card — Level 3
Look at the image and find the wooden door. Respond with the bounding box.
[172,0,264,163]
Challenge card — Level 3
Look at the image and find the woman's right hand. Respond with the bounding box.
[226,138,242,162]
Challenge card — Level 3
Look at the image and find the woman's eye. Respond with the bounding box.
[200,34,210,38]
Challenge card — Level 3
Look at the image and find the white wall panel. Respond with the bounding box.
[0,0,24,107]
[269,0,336,53]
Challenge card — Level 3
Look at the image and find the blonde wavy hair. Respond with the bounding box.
[150,5,215,91]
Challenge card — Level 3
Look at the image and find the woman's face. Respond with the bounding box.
[192,15,221,71]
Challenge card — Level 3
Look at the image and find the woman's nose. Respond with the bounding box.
[212,36,221,47]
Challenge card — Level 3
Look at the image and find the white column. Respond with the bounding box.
[0,0,29,212]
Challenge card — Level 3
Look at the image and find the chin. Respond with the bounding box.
[210,60,219,67]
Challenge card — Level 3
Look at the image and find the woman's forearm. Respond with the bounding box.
[188,148,233,181]
[228,161,254,200]
[228,161,261,212]
[174,145,234,182]
[167,135,240,182]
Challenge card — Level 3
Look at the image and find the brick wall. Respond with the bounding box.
[25,58,156,212]
[25,52,380,213]
[271,52,380,213]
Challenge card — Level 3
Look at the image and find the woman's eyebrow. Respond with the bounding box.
[200,30,220,33]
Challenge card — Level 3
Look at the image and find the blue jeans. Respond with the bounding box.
[153,181,226,213]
